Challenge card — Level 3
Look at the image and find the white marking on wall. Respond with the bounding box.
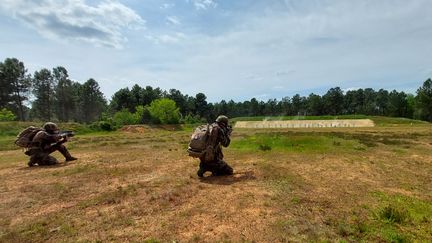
[234,119,375,129]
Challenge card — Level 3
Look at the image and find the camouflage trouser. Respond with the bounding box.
[198,159,233,176]
[27,144,72,166]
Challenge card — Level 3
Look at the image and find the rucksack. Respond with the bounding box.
[15,126,42,148]
[187,124,213,158]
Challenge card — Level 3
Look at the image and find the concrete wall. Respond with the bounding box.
[234,119,375,129]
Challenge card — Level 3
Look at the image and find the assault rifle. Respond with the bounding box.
[59,130,75,138]
[48,131,75,148]
[225,125,233,136]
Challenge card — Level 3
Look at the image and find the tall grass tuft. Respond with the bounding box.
[379,204,410,224]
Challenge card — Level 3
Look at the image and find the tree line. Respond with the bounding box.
[1,57,431,124]
[0,58,106,122]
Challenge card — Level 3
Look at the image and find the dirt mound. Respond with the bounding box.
[120,124,183,133]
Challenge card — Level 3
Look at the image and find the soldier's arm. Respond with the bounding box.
[219,127,231,147]
[207,126,219,148]
[45,133,66,148]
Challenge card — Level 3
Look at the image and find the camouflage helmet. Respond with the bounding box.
[43,122,59,134]
[216,115,229,126]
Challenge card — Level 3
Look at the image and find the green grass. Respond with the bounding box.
[373,192,432,225]
[371,116,429,126]
[337,192,432,242]
[1,215,79,242]
[0,136,17,151]
[231,132,363,153]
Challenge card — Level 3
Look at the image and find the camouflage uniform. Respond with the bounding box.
[198,121,233,177]
[26,123,76,166]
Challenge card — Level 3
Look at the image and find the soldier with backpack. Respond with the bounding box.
[188,115,233,177]
[17,122,77,167]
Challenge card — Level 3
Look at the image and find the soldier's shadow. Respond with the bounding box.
[199,170,256,185]
[17,162,74,170]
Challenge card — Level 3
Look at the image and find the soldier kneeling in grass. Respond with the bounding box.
[188,115,234,177]
[16,122,77,166]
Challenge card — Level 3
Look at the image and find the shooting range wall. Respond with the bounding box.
[234,119,375,129]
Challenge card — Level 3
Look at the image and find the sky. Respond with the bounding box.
[1,0,432,102]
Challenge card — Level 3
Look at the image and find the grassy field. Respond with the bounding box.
[0,118,431,242]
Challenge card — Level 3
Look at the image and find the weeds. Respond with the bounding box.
[258,144,272,151]
[379,205,410,224]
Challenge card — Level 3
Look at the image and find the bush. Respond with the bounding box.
[0,108,16,121]
[134,105,145,123]
[113,109,136,126]
[181,114,206,124]
[98,121,115,131]
[147,98,180,124]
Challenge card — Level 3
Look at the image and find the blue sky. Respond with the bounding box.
[1,0,431,102]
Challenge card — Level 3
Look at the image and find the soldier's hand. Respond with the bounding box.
[226,126,233,136]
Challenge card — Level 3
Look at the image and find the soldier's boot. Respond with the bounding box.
[65,156,78,162]
[197,168,205,177]
[28,155,38,167]
[57,145,77,162]
[214,162,233,176]
[225,166,234,175]
[44,156,59,165]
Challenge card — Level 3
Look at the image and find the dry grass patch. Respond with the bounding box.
[0,124,431,242]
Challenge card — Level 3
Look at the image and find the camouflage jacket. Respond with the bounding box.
[30,131,63,151]
[202,122,231,162]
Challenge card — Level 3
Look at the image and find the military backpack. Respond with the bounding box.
[15,126,42,148]
[187,124,213,158]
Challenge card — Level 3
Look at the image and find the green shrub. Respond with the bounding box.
[134,105,145,123]
[0,108,16,121]
[147,98,180,124]
[98,121,115,131]
[113,109,136,126]
[181,114,206,124]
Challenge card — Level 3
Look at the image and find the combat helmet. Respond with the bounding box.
[43,122,59,134]
[216,115,229,126]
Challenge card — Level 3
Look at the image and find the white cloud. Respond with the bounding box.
[0,0,145,48]
[145,32,187,44]
[144,0,432,100]
[188,0,217,10]
[166,16,181,26]
[342,87,362,94]
[160,3,175,9]
[2,0,431,102]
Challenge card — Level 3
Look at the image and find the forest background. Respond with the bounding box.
[1,57,431,130]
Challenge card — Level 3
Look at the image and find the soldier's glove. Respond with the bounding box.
[56,137,68,145]
[226,126,233,136]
